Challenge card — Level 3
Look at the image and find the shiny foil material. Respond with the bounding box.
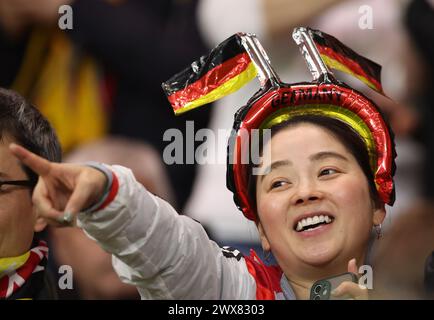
[230,84,395,221]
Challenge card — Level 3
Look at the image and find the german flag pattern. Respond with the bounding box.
[310,29,384,95]
[162,34,257,115]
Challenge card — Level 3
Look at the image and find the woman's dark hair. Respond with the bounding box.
[248,115,381,218]
[0,88,62,187]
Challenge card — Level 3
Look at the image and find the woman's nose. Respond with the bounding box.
[291,180,322,205]
[294,194,320,205]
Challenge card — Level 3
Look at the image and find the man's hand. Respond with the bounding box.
[9,143,108,227]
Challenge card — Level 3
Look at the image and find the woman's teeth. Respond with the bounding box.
[295,215,333,232]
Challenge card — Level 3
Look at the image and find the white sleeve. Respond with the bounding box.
[77,165,256,299]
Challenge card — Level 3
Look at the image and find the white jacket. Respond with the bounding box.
[77,165,286,300]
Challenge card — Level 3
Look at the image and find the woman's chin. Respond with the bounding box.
[296,242,340,266]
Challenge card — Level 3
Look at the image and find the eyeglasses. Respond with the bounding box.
[0,180,34,191]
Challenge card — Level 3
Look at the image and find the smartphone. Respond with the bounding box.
[310,272,358,300]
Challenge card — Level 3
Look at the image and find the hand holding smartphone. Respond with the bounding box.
[310,272,358,300]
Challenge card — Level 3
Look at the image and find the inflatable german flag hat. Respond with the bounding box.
[162,27,396,221]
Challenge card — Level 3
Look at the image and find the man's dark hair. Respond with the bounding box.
[248,115,381,219]
[0,88,62,186]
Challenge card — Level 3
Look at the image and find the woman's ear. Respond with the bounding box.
[373,204,386,226]
[257,221,271,252]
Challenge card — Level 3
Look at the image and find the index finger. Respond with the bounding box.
[9,143,52,176]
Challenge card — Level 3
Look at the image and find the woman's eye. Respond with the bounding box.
[319,168,338,177]
[270,180,287,189]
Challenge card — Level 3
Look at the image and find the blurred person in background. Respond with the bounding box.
[65,0,211,210]
[49,136,174,299]
[370,0,434,299]
[0,0,211,211]
[405,0,434,202]
[0,0,110,154]
[371,202,434,299]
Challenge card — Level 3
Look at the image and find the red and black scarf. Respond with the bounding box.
[0,239,48,299]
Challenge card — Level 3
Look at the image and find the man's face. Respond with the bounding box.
[0,135,38,258]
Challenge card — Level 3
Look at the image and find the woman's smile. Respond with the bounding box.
[293,211,335,238]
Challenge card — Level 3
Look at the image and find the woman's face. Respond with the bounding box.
[255,123,385,273]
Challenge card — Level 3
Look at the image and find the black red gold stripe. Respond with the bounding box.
[162,34,257,114]
[311,30,384,94]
